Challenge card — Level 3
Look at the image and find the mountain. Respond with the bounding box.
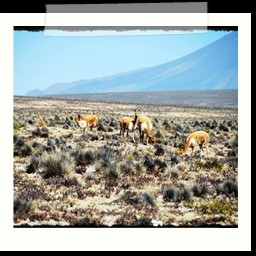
[26,32,238,96]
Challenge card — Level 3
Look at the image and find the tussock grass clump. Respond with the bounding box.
[134,162,143,172]
[192,184,209,197]
[32,127,49,138]
[144,156,156,172]
[163,188,176,202]
[105,163,118,180]
[14,196,33,217]
[72,149,97,166]
[14,143,32,157]
[13,135,24,147]
[163,187,191,202]
[176,188,191,202]
[218,180,238,197]
[134,218,153,227]
[154,158,167,171]
[154,144,165,156]
[26,153,40,174]
[227,149,237,157]
[120,191,138,205]
[97,145,115,162]
[119,161,133,175]
[41,152,74,178]
[140,192,156,207]
[223,180,238,197]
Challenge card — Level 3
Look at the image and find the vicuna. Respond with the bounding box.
[184,130,209,156]
[119,109,140,142]
[137,116,155,145]
[75,114,99,133]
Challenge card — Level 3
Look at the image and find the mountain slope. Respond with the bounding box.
[26,32,238,96]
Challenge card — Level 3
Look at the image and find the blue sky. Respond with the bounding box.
[14,30,231,95]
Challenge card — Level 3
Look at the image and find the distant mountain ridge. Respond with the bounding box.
[26,32,238,96]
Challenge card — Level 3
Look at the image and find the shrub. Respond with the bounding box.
[222,180,238,197]
[105,163,118,180]
[141,192,156,207]
[144,156,155,172]
[195,198,237,215]
[134,162,143,172]
[163,187,191,202]
[14,143,32,157]
[192,184,209,197]
[163,188,176,202]
[154,144,165,156]
[154,158,167,171]
[13,122,20,131]
[119,191,138,205]
[32,127,49,138]
[26,153,40,174]
[134,218,153,227]
[41,152,74,178]
[14,196,33,217]
[72,149,97,166]
[171,153,180,164]
[228,149,237,157]
[196,159,224,171]
[176,188,191,202]
[171,171,179,179]
[36,117,47,127]
[119,161,133,175]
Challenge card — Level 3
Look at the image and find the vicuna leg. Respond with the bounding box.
[191,146,195,155]
[132,131,135,143]
[120,124,125,137]
[202,142,209,156]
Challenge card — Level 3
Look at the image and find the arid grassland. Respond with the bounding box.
[13,96,238,227]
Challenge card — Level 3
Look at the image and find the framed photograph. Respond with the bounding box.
[0,3,251,251]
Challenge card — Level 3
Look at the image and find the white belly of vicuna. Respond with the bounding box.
[79,121,87,128]
[141,123,147,131]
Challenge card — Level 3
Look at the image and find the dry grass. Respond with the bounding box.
[13,96,238,227]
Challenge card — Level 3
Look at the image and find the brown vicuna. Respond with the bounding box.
[119,109,140,142]
[184,130,209,156]
[75,114,99,133]
[137,116,155,145]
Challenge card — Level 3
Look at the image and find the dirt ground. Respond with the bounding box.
[13,96,238,227]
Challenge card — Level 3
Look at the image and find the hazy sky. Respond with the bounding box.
[14,30,231,95]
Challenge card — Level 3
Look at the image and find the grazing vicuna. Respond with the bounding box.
[137,116,155,145]
[75,114,99,133]
[119,109,140,142]
[184,130,209,156]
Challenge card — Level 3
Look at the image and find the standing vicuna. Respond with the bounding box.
[184,130,209,156]
[137,116,155,145]
[75,114,99,133]
[119,109,140,142]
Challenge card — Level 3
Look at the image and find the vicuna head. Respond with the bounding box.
[75,114,82,125]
